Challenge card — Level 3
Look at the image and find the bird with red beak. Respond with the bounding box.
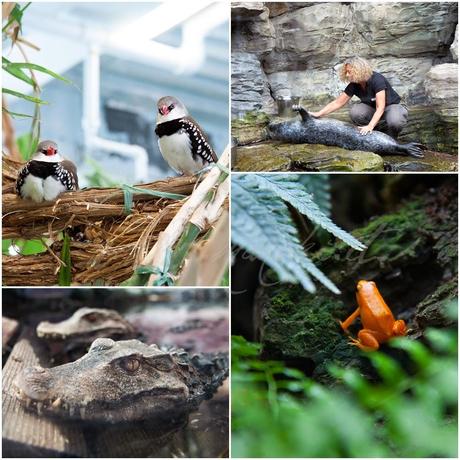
[16,140,79,203]
[155,96,217,175]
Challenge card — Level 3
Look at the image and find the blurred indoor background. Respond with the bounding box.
[3,2,229,185]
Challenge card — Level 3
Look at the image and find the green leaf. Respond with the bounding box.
[121,185,186,215]
[2,3,31,33]
[2,108,33,118]
[251,174,366,251]
[2,239,13,255]
[298,174,331,216]
[8,62,72,84]
[19,239,47,255]
[58,233,72,286]
[232,175,339,293]
[122,187,134,215]
[2,57,35,86]
[2,87,48,104]
[17,132,35,161]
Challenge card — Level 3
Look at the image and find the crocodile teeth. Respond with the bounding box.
[36,402,43,415]
[79,406,86,419]
[51,398,62,408]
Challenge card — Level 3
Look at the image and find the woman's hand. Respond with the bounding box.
[358,124,374,135]
[309,111,322,118]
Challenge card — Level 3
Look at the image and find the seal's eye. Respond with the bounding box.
[120,358,141,373]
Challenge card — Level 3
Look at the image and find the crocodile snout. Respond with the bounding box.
[14,365,53,402]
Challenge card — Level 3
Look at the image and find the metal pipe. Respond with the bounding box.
[82,46,149,182]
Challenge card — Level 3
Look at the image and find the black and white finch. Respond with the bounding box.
[155,96,218,175]
[16,140,79,203]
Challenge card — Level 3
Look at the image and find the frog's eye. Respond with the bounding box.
[120,357,141,373]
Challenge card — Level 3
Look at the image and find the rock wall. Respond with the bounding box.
[232,2,458,116]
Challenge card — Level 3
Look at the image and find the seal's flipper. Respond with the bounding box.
[292,105,311,122]
[397,142,425,158]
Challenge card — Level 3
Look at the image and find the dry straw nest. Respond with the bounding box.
[2,156,228,286]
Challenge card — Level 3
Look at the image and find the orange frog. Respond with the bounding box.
[340,280,407,351]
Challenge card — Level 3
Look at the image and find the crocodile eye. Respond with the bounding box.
[83,313,99,322]
[152,356,174,372]
[120,358,140,373]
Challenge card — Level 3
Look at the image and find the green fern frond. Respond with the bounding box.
[250,174,366,251]
[232,176,341,293]
[232,179,315,291]
[298,174,331,216]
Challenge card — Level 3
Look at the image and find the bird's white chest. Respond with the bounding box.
[20,175,66,203]
[158,132,203,175]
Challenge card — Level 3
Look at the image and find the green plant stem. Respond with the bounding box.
[120,273,150,286]
[169,222,201,274]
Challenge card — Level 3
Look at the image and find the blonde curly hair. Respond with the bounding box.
[339,57,373,83]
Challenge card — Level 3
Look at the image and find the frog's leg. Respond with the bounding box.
[340,307,360,333]
[392,319,407,336]
[348,329,380,352]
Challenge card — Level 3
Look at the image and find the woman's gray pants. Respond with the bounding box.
[349,103,408,139]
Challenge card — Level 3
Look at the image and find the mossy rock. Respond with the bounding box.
[231,111,270,145]
[383,150,458,172]
[234,142,384,172]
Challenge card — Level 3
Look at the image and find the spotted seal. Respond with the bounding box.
[268,106,425,158]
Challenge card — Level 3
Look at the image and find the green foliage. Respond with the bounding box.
[2,3,31,35]
[2,238,47,255]
[127,248,174,286]
[232,174,365,293]
[84,157,119,187]
[298,174,331,216]
[232,328,458,458]
[121,184,187,215]
[58,233,72,286]
[3,3,72,159]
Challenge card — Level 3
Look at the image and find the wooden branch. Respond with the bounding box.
[1,154,229,286]
[2,156,196,239]
[142,146,230,284]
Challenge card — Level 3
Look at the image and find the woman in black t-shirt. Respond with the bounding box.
[310,57,408,139]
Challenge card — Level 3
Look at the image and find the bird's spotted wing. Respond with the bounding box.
[15,163,30,196]
[56,161,79,190]
[180,117,218,164]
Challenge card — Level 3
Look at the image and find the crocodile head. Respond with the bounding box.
[36,307,137,344]
[14,338,228,423]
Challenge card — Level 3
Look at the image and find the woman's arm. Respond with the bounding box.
[310,92,351,117]
[358,90,385,135]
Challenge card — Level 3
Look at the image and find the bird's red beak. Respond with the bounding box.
[159,105,169,116]
[46,146,56,156]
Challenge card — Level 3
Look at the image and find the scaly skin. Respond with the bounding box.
[268,106,425,158]
[14,338,228,423]
[36,307,138,344]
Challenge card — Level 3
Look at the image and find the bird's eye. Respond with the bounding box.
[120,357,141,373]
[168,104,174,111]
